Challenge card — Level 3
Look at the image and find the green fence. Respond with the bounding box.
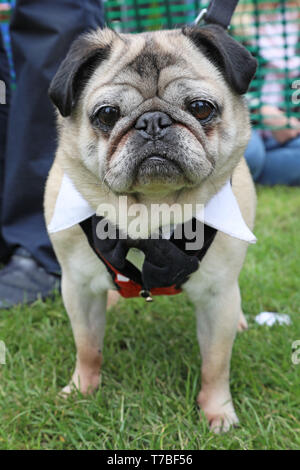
[104,0,203,31]
[231,1,300,130]
[2,1,300,130]
[105,0,300,130]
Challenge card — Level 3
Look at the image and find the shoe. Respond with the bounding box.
[0,236,11,264]
[0,247,60,309]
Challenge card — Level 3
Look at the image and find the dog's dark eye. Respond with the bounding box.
[188,100,215,122]
[94,106,120,128]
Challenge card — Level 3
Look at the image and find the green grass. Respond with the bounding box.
[0,186,300,450]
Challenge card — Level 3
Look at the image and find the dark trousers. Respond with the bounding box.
[0,29,10,260]
[0,0,104,273]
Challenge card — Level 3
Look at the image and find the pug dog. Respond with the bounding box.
[44,25,257,433]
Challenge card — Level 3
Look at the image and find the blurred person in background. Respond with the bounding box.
[0,0,104,308]
[234,0,300,185]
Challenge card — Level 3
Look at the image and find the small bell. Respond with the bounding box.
[139,289,153,302]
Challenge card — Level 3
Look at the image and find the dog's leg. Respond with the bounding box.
[61,274,107,396]
[237,310,248,332]
[107,289,120,309]
[188,281,241,433]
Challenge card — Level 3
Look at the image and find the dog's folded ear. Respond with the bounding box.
[182,24,257,95]
[49,31,112,117]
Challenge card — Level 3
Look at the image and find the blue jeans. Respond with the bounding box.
[245,130,300,186]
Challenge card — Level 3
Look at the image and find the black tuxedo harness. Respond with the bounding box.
[80,216,217,301]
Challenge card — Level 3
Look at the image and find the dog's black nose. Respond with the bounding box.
[135,111,173,139]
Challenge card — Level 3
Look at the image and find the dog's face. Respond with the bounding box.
[49,26,256,198]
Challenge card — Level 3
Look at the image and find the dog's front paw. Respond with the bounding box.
[206,409,239,434]
[198,391,239,433]
[60,369,101,397]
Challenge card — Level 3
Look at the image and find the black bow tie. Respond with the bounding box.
[80,216,217,298]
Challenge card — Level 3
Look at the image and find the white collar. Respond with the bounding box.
[48,173,256,244]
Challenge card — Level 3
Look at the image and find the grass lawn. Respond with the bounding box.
[0,185,299,450]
